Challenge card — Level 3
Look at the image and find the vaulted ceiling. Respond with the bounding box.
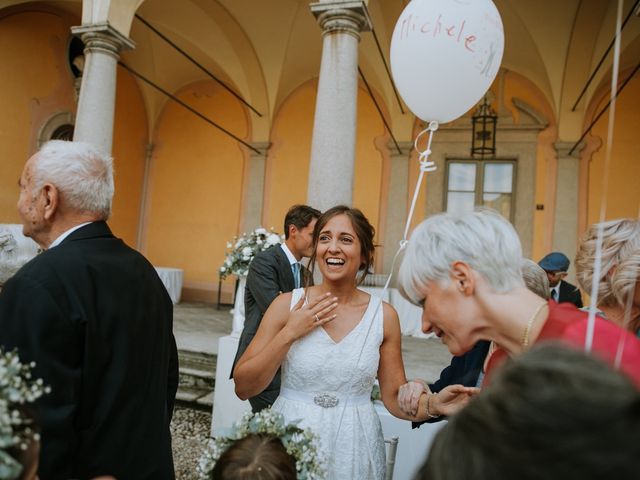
[3,0,638,139]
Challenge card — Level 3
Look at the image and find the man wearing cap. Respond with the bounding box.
[538,252,583,308]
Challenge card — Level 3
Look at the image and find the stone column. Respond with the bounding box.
[552,142,583,281]
[382,142,412,275]
[241,142,270,232]
[71,23,134,155]
[307,1,371,210]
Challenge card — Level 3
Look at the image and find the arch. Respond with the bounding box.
[581,67,640,230]
[141,78,251,300]
[131,0,269,138]
[37,111,75,147]
[410,69,554,258]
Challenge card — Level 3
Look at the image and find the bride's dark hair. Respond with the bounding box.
[307,205,376,286]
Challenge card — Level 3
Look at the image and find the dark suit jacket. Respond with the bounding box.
[231,244,310,411]
[413,340,490,428]
[0,222,178,480]
[557,280,583,308]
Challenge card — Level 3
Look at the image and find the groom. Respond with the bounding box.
[232,204,320,411]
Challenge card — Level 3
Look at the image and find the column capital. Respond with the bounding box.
[249,142,271,157]
[310,1,372,39]
[554,141,584,159]
[388,141,414,158]
[72,23,135,60]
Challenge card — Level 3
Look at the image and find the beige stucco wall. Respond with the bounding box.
[0,10,77,222]
[142,80,249,300]
[0,8,147,250]
[109,65,148,246]
[586,73,640,225]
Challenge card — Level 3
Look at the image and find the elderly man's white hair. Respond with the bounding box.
[33,140,114,219]
[398,208,525,305]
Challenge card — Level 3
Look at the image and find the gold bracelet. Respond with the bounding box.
[425,393,440,419]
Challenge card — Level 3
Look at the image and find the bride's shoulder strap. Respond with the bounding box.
[289,287,306,309]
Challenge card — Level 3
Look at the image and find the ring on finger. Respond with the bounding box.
[314,314,320,322]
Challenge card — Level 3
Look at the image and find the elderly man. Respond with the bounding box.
[0,141,178,479]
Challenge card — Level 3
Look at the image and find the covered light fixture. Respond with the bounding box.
[471,96,497,158]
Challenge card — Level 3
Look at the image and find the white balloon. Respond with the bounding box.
[390,0,504,123]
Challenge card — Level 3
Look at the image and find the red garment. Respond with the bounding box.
[485,301,640,388]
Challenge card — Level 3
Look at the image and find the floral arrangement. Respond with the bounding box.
[0,227,40,286]
[219,227,282,279]
[0,232,23,286]
[197,409,325,480]
[0,348,50,480]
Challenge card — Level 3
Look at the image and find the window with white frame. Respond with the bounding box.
[444,160,516,221]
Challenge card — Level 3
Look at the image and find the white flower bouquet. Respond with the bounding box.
[219,227,283,280]
[197,409,325,479]
[0,348,50,480]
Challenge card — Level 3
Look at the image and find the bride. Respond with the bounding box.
[234,205,438,479]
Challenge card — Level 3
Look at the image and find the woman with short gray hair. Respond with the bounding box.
[398,209,640,387]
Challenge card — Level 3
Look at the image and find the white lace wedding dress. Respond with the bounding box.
[272,288,386,479]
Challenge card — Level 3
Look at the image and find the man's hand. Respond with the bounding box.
[398,379,429,416]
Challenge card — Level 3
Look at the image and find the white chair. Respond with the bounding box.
[384,436,399,480]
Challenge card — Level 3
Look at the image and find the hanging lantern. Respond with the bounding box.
[471,96,497,158]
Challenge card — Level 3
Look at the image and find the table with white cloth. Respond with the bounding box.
[154,267,183,304]
[359,286,430,337]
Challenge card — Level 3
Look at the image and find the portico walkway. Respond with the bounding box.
[173,301,453,408]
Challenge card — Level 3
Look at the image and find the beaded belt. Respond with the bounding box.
[280,388,370,408]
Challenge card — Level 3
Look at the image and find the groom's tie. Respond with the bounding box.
[292,262,301,289]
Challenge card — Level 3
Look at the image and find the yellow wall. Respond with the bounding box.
[0,9,147,248]
[143,80,249,293]
[0,10,76,222]
[354,85,386,248]
[110,65,148,247]
[263,81,315,231]
[586,74,640,225]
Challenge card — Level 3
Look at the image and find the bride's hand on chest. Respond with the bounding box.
[283,292,338,341]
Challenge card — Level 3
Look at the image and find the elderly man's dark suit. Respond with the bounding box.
[0,222,178,480]
[232,244,311,411]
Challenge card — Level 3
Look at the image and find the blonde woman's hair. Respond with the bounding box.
[575,219,640,308]
[611,248,640,332]
[521,258,550,300]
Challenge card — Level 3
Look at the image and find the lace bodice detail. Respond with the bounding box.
[281,288,383,397]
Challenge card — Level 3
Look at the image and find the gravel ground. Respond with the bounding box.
[171,407,212,480]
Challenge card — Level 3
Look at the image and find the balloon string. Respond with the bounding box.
[382,121,439,292]
[339,121,439,443]
[403,121,439,241]
[585,0,623,353]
